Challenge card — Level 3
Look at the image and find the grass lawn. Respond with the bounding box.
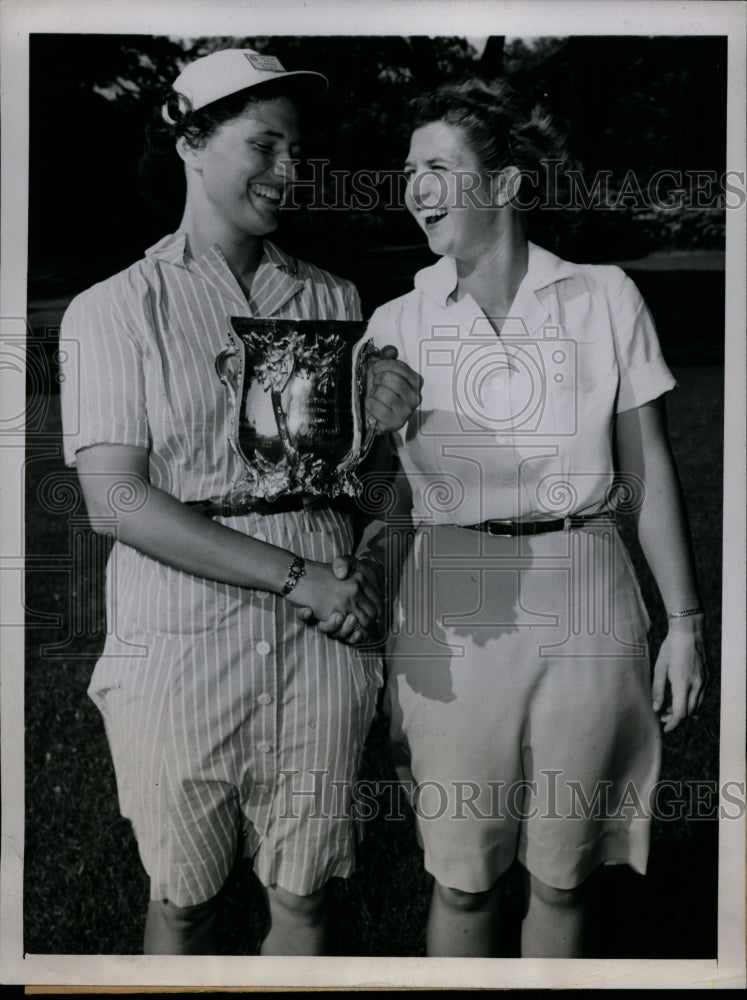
[22,364,724,957]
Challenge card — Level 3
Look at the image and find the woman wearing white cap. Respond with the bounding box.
[59,48,421,955]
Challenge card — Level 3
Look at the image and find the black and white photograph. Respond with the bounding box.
[1,0,745,990]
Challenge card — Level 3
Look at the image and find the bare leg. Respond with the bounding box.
[426,879,502,957]
[261,884,329,956]
[520,869,587,957]
[144,896,220,954]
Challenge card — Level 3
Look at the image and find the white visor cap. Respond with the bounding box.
[163,48,328,122]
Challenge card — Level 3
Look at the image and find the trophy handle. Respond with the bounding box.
[215,347,239,408]
[215,339,262,500]
[360,413,379,461]
[340,340,381,473]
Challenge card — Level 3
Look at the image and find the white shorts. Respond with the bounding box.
[384,521,661,892]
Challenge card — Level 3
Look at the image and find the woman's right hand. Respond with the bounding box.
[285,556,383,642]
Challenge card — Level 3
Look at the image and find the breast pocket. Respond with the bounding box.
[534,336,617,442]
[573,336,616,394]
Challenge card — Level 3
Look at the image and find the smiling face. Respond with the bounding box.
[180,95,302,243]
[404,120,503,263]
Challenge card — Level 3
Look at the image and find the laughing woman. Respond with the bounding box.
[59,49,421,955]
[362,78,710,957]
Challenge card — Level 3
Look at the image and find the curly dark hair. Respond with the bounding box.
[137,79,309,227]
[408,77,579,244]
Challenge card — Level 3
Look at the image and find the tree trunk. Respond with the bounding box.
[479,36,505,77]
[407,36,441,89]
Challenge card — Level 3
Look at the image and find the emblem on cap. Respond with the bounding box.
[245,52,286,72]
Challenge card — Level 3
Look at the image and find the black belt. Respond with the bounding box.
[186,495,336,518]
[461,512,615,537]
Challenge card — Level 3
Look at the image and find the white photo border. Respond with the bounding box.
[1,0,744,989]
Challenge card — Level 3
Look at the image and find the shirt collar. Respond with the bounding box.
[413,241,581,308]
[143,233,306,315]
[144,231,192,266]
[261,238,301,278]
[144,232,301,276]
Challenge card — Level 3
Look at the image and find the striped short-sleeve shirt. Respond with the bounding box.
[58,235,382,904]
[61,233,362,490]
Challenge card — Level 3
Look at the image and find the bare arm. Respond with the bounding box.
[615,396,711,731]
[75,442,380,630]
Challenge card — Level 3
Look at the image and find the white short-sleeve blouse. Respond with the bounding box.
[367,242,676,526]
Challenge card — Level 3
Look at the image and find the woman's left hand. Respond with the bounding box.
[365,345,423,433]
[652,615,712,732]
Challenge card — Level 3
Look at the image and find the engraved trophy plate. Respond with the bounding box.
[215,317,379,503]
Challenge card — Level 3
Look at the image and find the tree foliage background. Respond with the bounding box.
[29,32,727,306]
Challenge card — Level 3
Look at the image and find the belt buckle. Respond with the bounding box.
[485,519,517,537]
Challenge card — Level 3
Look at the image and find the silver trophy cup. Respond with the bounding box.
[215,317,379,504]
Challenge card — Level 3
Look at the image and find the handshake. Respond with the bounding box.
[279,343,419,645]
[285,553,387,646]
[278,344,418,645]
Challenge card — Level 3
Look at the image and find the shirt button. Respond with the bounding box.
[257,742,271,754]
[255,590,270,599]
[257,693,272,705]
[254,532,267,543]
[256,640,272,656]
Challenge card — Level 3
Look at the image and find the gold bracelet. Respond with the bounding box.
[667,607,704,620]
[281,556,306,596]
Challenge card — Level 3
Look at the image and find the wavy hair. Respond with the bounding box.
[408,77,579,244]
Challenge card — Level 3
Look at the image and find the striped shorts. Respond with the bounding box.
[89,506,383,906]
